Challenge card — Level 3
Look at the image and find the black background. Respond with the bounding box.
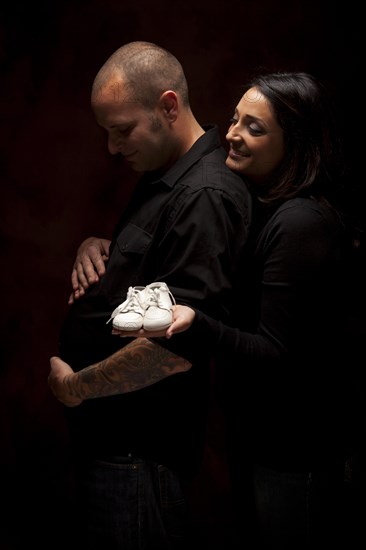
[1,1,364,547]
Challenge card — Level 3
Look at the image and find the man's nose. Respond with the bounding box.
[107,134,121,155]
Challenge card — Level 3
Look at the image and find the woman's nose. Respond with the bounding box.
[226,127,240,143]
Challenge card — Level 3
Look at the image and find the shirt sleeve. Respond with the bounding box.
[189,202,343,365]
[151,186,250,320]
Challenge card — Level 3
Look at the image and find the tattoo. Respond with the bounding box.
[72,338,192,399]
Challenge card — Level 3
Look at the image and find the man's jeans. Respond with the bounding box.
[74,456,189,549]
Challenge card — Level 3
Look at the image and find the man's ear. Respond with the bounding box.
[159,90,178,122]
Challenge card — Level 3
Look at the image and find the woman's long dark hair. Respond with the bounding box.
[244,71,364,296]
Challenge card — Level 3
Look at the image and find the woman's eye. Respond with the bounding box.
[229,117,238,125]
[248,123,263,136]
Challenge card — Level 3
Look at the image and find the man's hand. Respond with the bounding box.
[69,237,111,304]
[48,356,83,407]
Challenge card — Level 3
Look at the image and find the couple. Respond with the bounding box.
[48,41,357,548]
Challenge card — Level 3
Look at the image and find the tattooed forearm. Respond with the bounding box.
[72,338,192,399]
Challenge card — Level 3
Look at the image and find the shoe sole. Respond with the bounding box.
[112,320,143,330]
[143,321,172,331]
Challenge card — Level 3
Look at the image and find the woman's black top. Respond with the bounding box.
[192,197,362,471]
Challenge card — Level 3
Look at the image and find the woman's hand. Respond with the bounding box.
[112,304,196,339]
[166,305,196,337]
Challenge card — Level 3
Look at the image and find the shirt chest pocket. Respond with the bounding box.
[101,224,153,300]
[115,223,152,256]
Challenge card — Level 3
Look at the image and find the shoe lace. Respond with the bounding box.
[106,287,145,324]
[145,285,176,310]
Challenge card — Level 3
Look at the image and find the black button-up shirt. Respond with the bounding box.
[59,124,251,475]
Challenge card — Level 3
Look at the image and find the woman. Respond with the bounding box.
[162,71,358,547]
[49,72,359,547]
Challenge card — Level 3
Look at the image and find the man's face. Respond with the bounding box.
[92,79,172,172]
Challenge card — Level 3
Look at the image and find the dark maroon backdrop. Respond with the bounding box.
[1,1,363,548]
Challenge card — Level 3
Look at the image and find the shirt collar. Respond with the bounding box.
[145,124,221,188]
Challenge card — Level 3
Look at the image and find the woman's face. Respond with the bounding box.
[225,86,285,184]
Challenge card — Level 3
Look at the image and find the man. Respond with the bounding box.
[50,41,251,549]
